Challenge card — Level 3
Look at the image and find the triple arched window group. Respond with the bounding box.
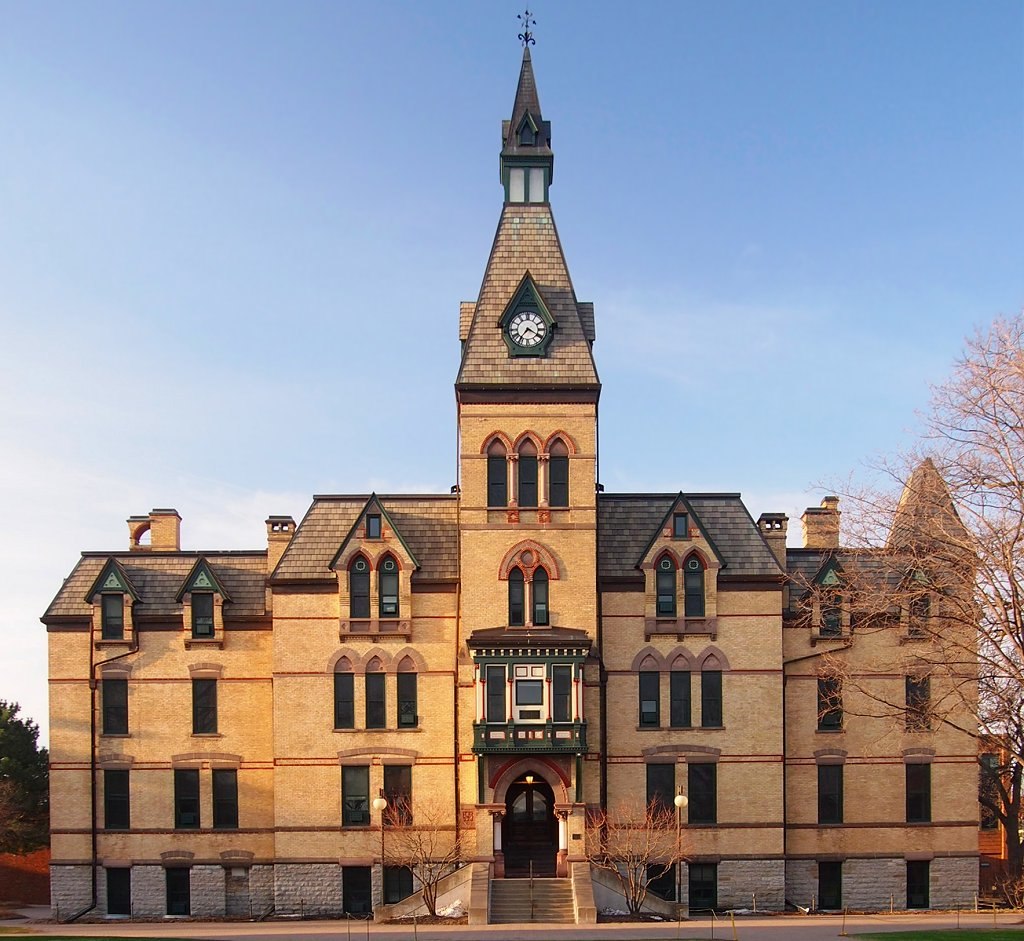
[656,553,706,618]
[348,554,400,620]
[486,435,570,509]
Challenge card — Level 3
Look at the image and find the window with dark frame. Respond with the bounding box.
[906,860,930,908]
[103,769,130,830]
[342,765,370,826]
[817,676,843,731]
[552,666,572,722]
[349,558,370,619]
[817,764,843,824]
[532,568,549,625]
[517,442,538,507]
[165,867,191,916]
[384,866,414,904]
[670,670,691,728]
[174,769,200,829]
[102,678,128,735]
[673,513,689,538]
[342,866,372,915]
[101,593,125,639]
[379,556,399,618]
[684,556,705,617]
[365,672,386,729]
[366,514,382,539]
[191,592,214,637]
[701,670,722,728]
[486,665,506,722]
[905,675,931,731]
[548,440,569,507]
[334,671,354,729]
[106,867,131,916]
[906,763,932,823]
[688,763,717,824]
[645,763,674,815]
[639,671,660,727]
[191,679,217,735]
[487,442,508,507]
[212,769,238,829]
[384,764,412,825]
[656,557,676,617]
[397,671,417,728]
[508,568,525,626]
[818,861,842,910]
[688,862,717,911]
[821,592,842,636]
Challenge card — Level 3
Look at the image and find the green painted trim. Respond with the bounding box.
[175,557,232,602]
[812,556,844,587]
[498,272,556,358]
[84,558,140,603]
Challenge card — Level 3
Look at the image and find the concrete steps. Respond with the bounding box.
[490,877,575,924]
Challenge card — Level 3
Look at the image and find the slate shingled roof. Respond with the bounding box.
[272,494,459,583]
[598,494,783,580]
[43,552,269,620]
[456,205,599,389]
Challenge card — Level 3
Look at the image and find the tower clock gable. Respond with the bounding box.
[499,273,555,357]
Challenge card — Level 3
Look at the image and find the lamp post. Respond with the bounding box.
[673,789,688,908]
[372,789,388,905]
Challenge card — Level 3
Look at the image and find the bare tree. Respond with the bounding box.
[809,314,1024,885]
[585,798,688,915]
[382,797,463,917]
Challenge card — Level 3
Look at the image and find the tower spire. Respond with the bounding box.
[501,39,552,201]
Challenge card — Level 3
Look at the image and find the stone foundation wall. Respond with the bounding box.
[190,865,226,918]
[931,857,978,909]
[250,864,275,915]
[785,860,817,909]
[717,859,785,910]
[843,858,904,909]
[50,864,91,920]
[274,863,341,916]
[131,865,165,917]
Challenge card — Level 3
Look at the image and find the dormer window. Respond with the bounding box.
[821,592,842,637]
[191,593,214,638]
[684,556,706,618]
[379,555,399,618]
[101,594,125,640]
[673,513,689,539]
[518,119,536,146]
[367,514,382,539]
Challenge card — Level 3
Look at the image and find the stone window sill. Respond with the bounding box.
[191,732,224,739]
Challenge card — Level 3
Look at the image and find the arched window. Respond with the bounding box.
[487,439,508,507]
[365,657,386,729]
[684,555,705,618]
[532,568,549,626]
[379,555,399,618]
[517,439,538,507]
[334,658,354,729]
[700,654,722,728]
[397,656,418,728]
[656,556,677,617]
[349,556,370,619]
[509,567,525,626]
[548,438,569,507]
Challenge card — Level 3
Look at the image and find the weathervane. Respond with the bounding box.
[518,9,536,47]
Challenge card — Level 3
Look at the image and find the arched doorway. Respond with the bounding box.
[503,774,557,877]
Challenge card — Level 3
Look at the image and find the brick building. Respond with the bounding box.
[43,48,979,921]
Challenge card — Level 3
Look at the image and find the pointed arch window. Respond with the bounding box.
[487,440,508,507]
[349,556,370,619]
[379,555,399,618]
[684,555,706,618]
[548,438,569,508]
[333,658,354,730]
[509,568,526,626]
[366,658,386,729]
[517,440,538,507]
[656,556,677,617]
[532,568,549,626]
[397,657,418,729]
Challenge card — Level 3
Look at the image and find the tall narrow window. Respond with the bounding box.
[517,440,538,507]
[487,441,508,507]
[670,670,691,728]
[656,557,676,617]
[379,556,399,618]
[384,764,413,825]
[342,766,369,826]
[909,592,930,637]
[349,557,370,619]
[397,670,417,728]
[821,592,842,636]
[688,763,717,824]
[365,669,386,729]
[817,677,843,731]
[508,568,525,626]
[107,867,131,916]
[907,860,930,908]
[334,665,354,729]
[213,769,239,829]
[532,568,549,625]
[689,863,717,911]
[192,679,217,734]
[906,764,932,823]
[906,675,931,731]
[165,867,191,916]
[701,669,723,728]
[486,665,506,722]
[817,764,843,824]
[552,665,572,722]
[646,763,674,815]
[101,594,124,639]
[102,678,128,735]
[684,556,706,617]
[104,769,130,830]
[174,769,200,829]
[548,439,569,507]
[191,593,214,637]
[639,671,660,727]
[818,861,843,910]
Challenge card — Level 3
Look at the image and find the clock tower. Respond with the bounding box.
[455,46,600,877]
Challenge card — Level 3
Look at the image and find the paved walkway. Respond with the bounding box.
[0,907,1021,940]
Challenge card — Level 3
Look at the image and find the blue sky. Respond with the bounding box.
[2,1,1021,739]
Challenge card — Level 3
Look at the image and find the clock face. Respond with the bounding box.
[508,310,547,348]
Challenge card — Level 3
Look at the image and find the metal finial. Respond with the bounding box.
[517,9,536,47]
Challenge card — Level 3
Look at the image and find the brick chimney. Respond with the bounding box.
[266,516,296,573]
[128,508,181,551]
[802,496,840,549]
[757,513,789,567]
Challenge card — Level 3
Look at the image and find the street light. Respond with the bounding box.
[372,789,388,902]
[673,789,688,907]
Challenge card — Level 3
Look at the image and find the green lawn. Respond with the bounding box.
[855,932,1024,940]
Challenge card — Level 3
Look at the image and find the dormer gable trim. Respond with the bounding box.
[175,557,232,603]
[498,272,556,357]
[813,556,844,588]
[329,494,421,572]
[85,558,140,603]
[635,493,726,570]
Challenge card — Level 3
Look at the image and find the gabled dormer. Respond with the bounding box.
[330,495,419,638]
[176,558,231,648]
[500,47,553,204]
[810,556,847,641]
[499,272,556,357]
[636,494,724,638]
[86,558,140,646]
